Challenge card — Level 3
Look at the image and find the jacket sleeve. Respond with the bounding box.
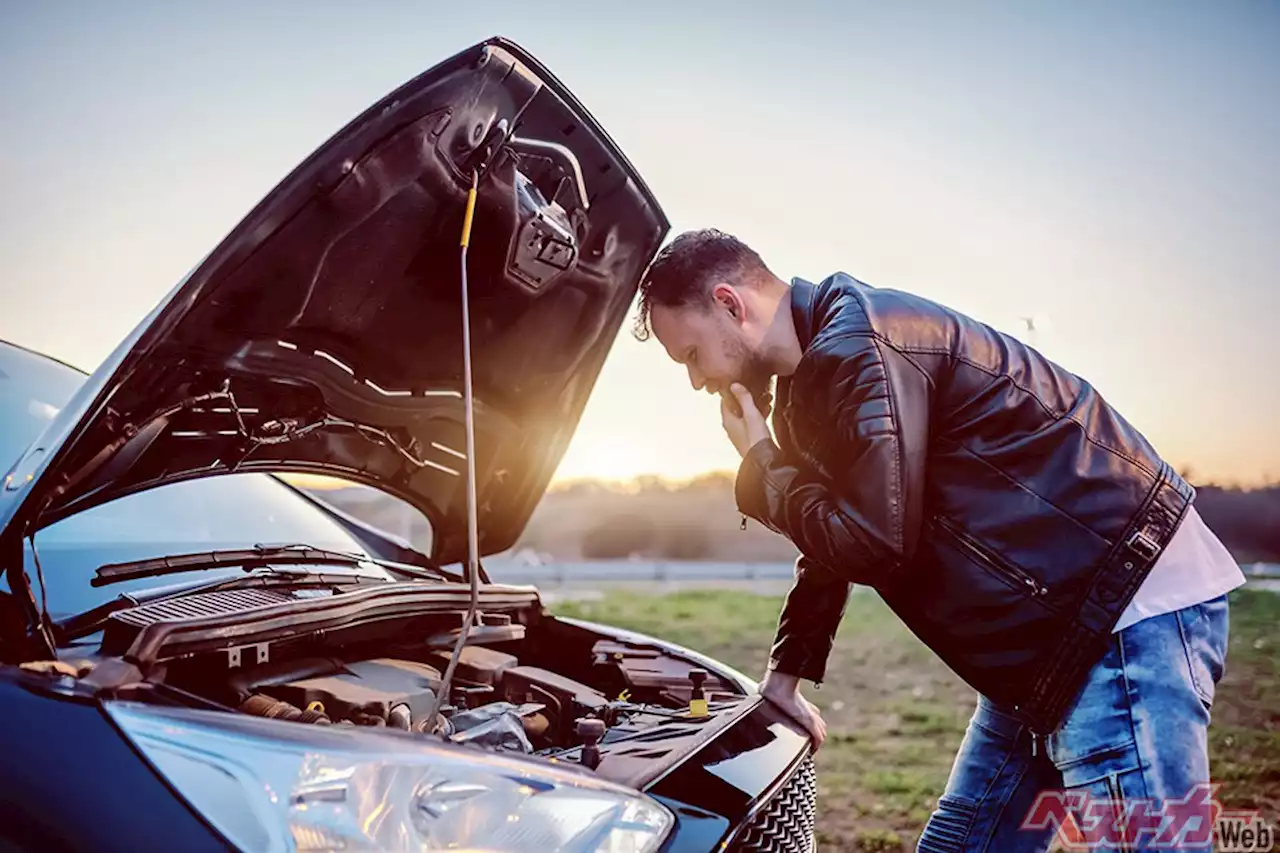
[736,333,930,590]
[767,555,853,684]
[740,335,929,683]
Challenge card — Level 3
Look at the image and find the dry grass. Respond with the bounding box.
[553,587,1279,851]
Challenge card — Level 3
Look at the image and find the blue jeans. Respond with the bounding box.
[917,594,1230,852]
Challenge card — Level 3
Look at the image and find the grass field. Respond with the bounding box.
[552,587,1279,851]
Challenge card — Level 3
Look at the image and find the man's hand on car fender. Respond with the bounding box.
[759,670,827,751]
[721,383,771,457]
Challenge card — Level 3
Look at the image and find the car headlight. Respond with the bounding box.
[105,701,673,853]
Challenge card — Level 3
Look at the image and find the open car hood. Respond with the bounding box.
[0,38,668,566]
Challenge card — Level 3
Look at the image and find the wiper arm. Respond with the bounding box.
[57,566,389,643]
[92,544,461,587]
[93,545,370,587]
[58,545,464,644]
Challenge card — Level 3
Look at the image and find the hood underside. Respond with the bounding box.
[0,38,668,565]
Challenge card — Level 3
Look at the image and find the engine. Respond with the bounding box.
[225,648,619,754]
[230,657,444,728]
[80,587,749,780]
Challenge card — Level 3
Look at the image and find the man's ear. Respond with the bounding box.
[711,282,744,322]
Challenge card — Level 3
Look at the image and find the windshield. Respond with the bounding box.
[0,340,378,618]
[0,341,86,469]
[26,475,375,617]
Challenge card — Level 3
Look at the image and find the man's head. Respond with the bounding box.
[633,229,786,401]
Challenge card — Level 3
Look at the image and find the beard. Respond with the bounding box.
[729,337,777,418]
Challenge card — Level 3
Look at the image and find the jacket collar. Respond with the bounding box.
[770,276,819,436]
[789,276,820,353]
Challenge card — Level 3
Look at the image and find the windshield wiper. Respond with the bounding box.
[92,543,461,587]
[57,565,391,643]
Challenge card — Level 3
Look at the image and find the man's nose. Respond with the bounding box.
[687,366,705,391]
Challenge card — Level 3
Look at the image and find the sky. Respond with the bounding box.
[1,1,1276,487]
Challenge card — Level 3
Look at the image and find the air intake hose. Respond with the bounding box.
[240,694,331,725]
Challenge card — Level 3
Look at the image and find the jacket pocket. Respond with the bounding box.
[934,516,1050,599]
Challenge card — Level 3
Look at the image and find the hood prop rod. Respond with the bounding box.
[426,169,483,734]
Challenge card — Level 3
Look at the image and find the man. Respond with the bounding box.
[634,229,1245,852]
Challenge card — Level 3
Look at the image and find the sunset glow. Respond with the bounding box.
[1,2,1275,488]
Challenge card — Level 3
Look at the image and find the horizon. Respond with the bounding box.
[285,467,1275,496]
[2,2,1276,488]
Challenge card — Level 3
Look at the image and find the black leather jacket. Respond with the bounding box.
[735,273,1194,734]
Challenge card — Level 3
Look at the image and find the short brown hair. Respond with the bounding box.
[632,229,771,341]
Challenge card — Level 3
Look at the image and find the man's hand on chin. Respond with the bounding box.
[720,383,772,458]
[759,670,827,751]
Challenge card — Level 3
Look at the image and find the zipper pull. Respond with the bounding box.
[1031,733,1039,757]
[1024,577,1048,597]
[740,514,747,531]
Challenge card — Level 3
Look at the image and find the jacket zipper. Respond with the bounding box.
[934,516,1050,598]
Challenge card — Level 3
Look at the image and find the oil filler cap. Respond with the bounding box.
[688,669,709,718]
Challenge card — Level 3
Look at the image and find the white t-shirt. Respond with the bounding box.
[1112,505,1245,633]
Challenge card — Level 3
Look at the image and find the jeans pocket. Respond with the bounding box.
[1054,745,1147,852]
[1051,740,1143,786]
[1176,597,1229,711]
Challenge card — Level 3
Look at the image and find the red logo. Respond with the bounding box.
[1021,783,1274,850]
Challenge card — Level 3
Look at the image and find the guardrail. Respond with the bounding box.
[485,559,1280,586]
[1243,562,1280,584]
[484,559,798,585]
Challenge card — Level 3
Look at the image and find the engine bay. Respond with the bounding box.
[220,648,618,751]
[68,584,752,785]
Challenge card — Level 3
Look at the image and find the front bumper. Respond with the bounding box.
[724,755,819,852]
[637,696,817,852]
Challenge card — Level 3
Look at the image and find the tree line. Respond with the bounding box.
[558,477,1280,563]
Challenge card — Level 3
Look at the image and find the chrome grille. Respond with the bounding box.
[728,756,818,853]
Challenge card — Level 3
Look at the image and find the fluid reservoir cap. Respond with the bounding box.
[575,717,606,745]
[688,669,710,717]
[689,668,708,695]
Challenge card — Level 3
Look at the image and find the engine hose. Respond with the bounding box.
[240,694,331,725]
